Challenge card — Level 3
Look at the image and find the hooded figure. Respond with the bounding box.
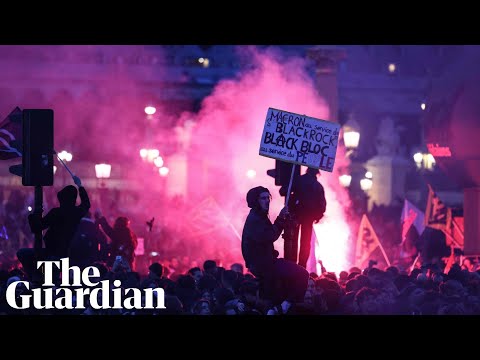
[17,176,90,282]
[36,183,91,258]
[241,186,309,310]
[97,215,138,270]
[242,186,281,274]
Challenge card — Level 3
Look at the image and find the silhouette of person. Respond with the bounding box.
[69,210,108,269]
[17,175,91,282]
[241,186,309,313]
[284,167,326,268]
[97,214,138,271]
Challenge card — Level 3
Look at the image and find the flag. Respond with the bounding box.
[443,247,455,275]
[0,107,22,160]
[186,196,240,240]
[451,216,464,248]
[355,214,391,269]
[400,199,425,243]
[425,184,451,233]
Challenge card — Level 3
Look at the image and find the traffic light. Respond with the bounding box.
[8,108,54,186]
[266,160,299,187]
[23,109,54,186]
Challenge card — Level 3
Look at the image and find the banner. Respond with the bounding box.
[400,199,425,243]
[186,196,240,240]
[0,107,22,160]
[355,214,391,269]
[425,184,451,233]
[259,108,340,172]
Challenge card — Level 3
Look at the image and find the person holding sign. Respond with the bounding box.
[241,186,309,314]
[283,167,326,268]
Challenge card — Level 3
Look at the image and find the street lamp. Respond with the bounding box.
[95,163,111,187]
[140,148,160,163]
[144,106,156,116]
[159,166,169,176]
[339,174,352,187]
[343,114,360,154]
[58,150,73,163]
[360,177,373,192]
[413,152,436,170]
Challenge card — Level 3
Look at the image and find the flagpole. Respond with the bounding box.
[364,215,391,267]
[374,234,391,267]
[409,253,421,273]
[452,218,464,237]
[56,154,75,178]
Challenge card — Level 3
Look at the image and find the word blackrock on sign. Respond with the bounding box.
[259,108,340,172]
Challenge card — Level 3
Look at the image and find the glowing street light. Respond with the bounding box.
[153,156,164,168]
[58,150,72,162]
[144,106,156,115]
[339,174,352,187]
[140,148,160,163]
[343,114,360,152]
[95,163,111,188]
[360,178,373,192]
[159,167,169,176]
[95,163,111,179]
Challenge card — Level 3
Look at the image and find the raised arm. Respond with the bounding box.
[73,176,91,216]
[98,216,114,239]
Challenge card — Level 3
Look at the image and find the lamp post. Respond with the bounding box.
[343,113,361,157]
[95,163,111,207]
[338,113,360,187]
[95,163,111,188]
[139,105,160,163]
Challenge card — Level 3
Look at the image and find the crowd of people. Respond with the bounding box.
[0,168,478,315]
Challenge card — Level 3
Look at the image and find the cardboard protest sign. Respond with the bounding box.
[259,108,340,172]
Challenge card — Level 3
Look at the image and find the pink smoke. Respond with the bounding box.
[184,46,353,271]
[0,45,354,273]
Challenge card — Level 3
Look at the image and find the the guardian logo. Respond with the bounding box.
[6,257,166,310]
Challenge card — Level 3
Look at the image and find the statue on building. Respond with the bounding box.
[375,116,402,157]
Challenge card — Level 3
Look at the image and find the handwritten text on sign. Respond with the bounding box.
[259,108,340,172]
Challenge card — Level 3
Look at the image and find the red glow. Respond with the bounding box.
[427,143,452,157]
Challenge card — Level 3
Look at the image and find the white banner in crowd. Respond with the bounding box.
[259,108,341,172]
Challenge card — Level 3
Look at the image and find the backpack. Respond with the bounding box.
[293,181,326,221]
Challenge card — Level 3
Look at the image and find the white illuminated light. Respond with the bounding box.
[246,169,256,179]
[421,103,426,111]
[159,167,169,176]
[53,166,57,175]
[58,150,72,162]
[153,156,164,168]
[344,131,360,150]
[95,163,111,179]
[339,174,352,187]
[388,63,396,73]
[365,171,373,179]
[413,152,423,164]
[148,149,159,162]
[27,206,32,212]
[426,153,436,169]
[150,251,158,257]
[360,178,373,191]
[202,58,210,68]
[140,149,148,159]
[144,106,156,115]
[198,57,204,63]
